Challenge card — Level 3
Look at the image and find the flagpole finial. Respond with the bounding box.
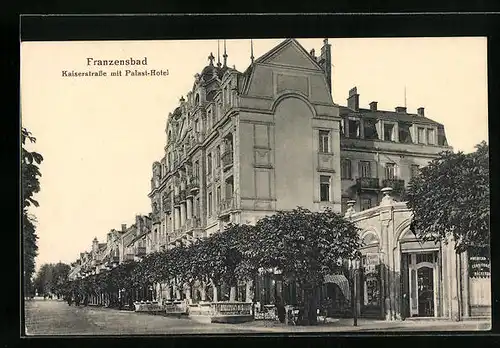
[250,39,254,64]
[217,40,221,67]
[223,39,228,67]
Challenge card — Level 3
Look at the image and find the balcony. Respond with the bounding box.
[219,197,235,217]
[164,199,172,213]
[356,177,380,191]
[174,194,180,207]
[180,189,187,202]
[136,246,146,257]
[171,227,186,241]
[187,177,200,194]
[382,178,406,194]
[185,217,201,233]
[222,150,234,170]
[214,169,221,182]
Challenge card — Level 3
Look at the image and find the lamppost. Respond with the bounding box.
[350,258,361,326]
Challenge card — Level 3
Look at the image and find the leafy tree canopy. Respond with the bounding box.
[22,127,44,296]
[246,207,361,287]
[406,141,489,253]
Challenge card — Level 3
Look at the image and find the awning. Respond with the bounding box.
[324,274,350,301]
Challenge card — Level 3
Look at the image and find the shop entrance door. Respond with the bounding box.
[407,251,438,317]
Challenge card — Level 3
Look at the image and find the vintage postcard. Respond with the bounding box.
[21,36,490,335]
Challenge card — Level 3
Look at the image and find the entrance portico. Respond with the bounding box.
[347,187,491,321]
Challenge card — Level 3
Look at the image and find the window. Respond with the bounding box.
[195,198,200,217]
[194,119,199,133]
[216,145,221,168]
[168,153,172,171]
[385,163,396,180]
[348,119,360,138]
[410,164,420,178]
[361,198,372,211]
[208,192,213,216]
[194,160,200,178]
[427,128,435,145]
[417,127,425,144]
[399,122,413,143]
[319,130,330,153]
[359,161,371,178]
[320,175,331,202]
[364,119,379,140]
[207,153,212,174]
[341,159,352,179]
[207,111,212,129]
[383,123,395,141]
[216,186,221,207]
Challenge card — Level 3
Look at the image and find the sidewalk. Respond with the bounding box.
[229,317,491,333]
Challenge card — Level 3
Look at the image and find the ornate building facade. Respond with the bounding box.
[148,38,342,250]
[67,38,489,321]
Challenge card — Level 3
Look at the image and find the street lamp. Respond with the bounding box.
[350,258,361,327]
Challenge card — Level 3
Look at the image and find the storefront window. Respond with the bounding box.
[361,253,381,310]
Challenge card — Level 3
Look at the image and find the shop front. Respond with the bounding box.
[347,187,491,321]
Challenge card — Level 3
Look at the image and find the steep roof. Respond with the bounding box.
[340,106,443,126]
[253,38,322,70]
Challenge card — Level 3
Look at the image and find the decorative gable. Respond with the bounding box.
[257,39,320,70]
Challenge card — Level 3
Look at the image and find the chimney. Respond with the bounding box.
[121,224,127,232]
[417,107,425,117]
[310,48,316,58]
[395,106,407,113]
[318,38,332,93]
[369,101,378,111]
[347,87,360,111]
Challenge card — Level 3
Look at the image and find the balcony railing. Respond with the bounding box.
[222,150,234,170]
[174,194,180,206]
[136,246,146,257]
[185,217,201,231]
[179,189,187,202]
[187,177,200,193]
[219,197,235,216]
[172,227,185,240]
[356,177,380,190]
[382,178,406,194]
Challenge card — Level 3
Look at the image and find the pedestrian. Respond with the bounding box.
[276,296,286,323]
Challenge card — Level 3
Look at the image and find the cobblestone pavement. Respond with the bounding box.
[24,299,491,335]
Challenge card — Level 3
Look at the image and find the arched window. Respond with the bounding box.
[195,94,200,105]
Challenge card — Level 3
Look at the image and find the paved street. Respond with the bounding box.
[24,299,491,335]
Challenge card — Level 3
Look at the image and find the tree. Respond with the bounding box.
[243,207,361,325]
[193,224,251,301]
[405,141,490,254]
[50,263,71,298]
[22,127,44,296]
[33,263,54,296]
[34,262,72,297]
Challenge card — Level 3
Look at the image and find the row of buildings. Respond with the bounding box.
[69,38,490,321]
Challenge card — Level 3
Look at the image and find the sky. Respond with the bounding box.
[20,37,488,271]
